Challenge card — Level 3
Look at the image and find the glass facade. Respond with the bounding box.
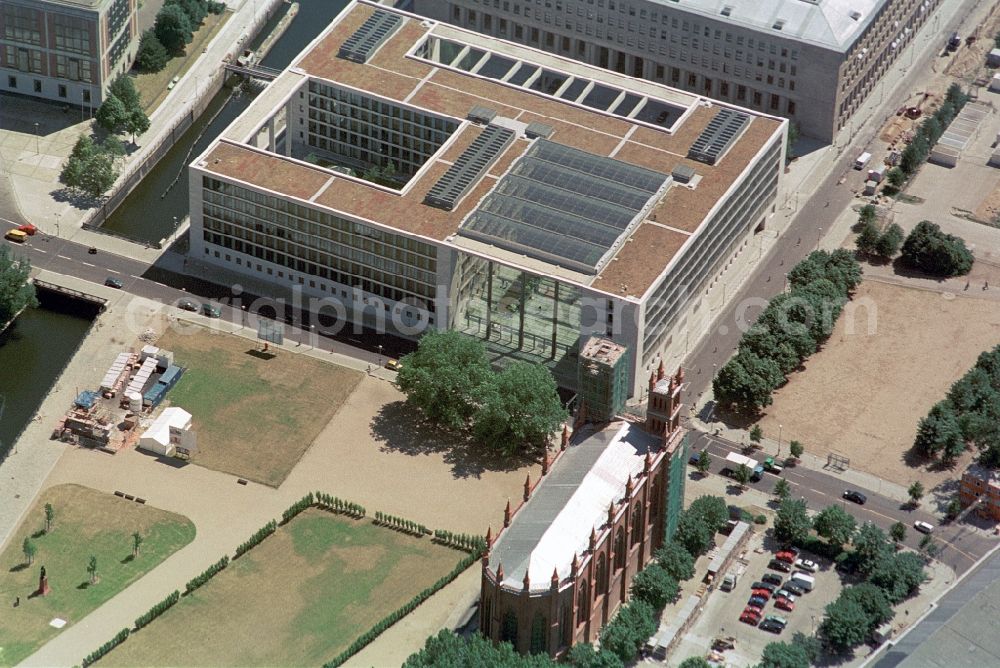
[452,251,582,385]
[304,80,459,182]
[201,177,439,310]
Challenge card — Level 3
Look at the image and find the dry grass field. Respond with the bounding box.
[0,484,194,667]
[157,329,362,486]
[101,510,465,667]
[756,280,1000,489]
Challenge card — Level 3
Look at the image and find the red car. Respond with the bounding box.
[740,610,761,625]
[775,596,795,612]
[776,550,797,564]
[17,224,37,236]
[751,588,772,601]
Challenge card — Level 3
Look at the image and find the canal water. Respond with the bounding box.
[0,297,95,459]
[101,0,351,243]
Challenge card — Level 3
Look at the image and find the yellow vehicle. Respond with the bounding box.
[4,229,27,243]
[385,359,402,371]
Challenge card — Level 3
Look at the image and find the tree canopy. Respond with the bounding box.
[813,505,857,549]
[819,584,892,654]
[630,562,679,609]
[472,361,567,454]
[654,540,695,582]
[155,3,194,53]
[136,29,169,72]
[674,510,715,556]
[0,245,38,326]
[774,498,811,546]
[565,644,623,668]
[900,220,974,277]
[599,600,657,664]
[403,630,555,667]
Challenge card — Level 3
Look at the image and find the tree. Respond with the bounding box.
[843,582,893,627]
[155,4,194,53]
[749,424,763,445]
[630,563,679,609]
[874,223,904,259]
[788,440,804,460]
[712,349,784,414]
[599,600,657,664]
[126,107,151,143]
[774,498,811,545]
[87,555,99,584]
[678,658,712,668]
[397,330,493,430]
[566,644,623,668]
[0,246,38,325]
[78,150,118,199]
[858,204,878,226]
[946,497,963,520]
[473,361,567,454]
[819,596,873,653]
[654,540,695,582]
[890,521,907,544]
[733,463,752,488]
[22,537,36,566]
[108,74,142,112]
[813,505,856,549]
[166,0,208,26]
[760,641,812,668]
[675,511,714,556]
[785,121,800,159]
[900,220,974,277]
[869,551,926,603]
[687,496,730,533]
[908,481,925,506]
[852,522,892,575]
[44,503,54,533]
[914,400,965,462]
[773,478,791,501]
[95,94,128,134]
[855,219,880,256]
[132,531,143,558]
[695,448,711,476]
[886,167,906,187]
[403,629,555,667]
[136,29,169,72]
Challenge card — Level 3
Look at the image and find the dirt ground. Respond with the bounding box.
[157,329,362,487]
[756,280,1000,491]
[974,182,1000,223]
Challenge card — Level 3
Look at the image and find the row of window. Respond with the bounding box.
[53,14,92,56]
[2,5,42,46]
[5,74,90,101]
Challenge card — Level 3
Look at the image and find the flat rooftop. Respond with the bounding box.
[580,337,630,367]
[197,1,782,299]
[488,422,660,590]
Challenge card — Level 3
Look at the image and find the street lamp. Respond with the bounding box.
[377,344,383,368]
[171,216,179,245]
[33,122,39,154]
[816,227,823,250]
[778,424,783,457]
[241,305,247,329]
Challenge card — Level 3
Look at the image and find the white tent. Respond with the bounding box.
[139,407,193,457]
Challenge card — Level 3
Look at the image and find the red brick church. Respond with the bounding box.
[479,365,688,657]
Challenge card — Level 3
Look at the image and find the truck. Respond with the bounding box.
[868,164,887,183]
[725,452,764,482]
[763,456,784,474]
[854,152,872,169]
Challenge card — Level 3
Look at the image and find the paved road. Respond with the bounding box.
[2,228,415,362]
[687,431,996,575]
[678,0,981,409]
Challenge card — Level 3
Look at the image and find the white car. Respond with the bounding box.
[914,521,935,534]
[794,558,819,573]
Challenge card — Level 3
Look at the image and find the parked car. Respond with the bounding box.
[769,558,793,573]
[751,581,778,594]
[776,549,799,563]
[5,229,27,243]
[843,490,868,505]
[775,596,795,612]
[783,582,806,597]
[789,572,816,592]
[385,358,402,371]
[17,223,37,236]
[201,303,222,318]
[748,594,768,608]
[914,521,935,534]
[794,558,819,573]
[751,588,771,601]
[765,614,788,627]
[775,589,797,602]
[741,610,761,625]
[762,573,783,587]
[177,299,198,312]
[104,277,123,289]
[759,619,785,634]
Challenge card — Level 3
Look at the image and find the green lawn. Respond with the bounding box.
[0,484,195,667]
[157,330,362,486]
[101,510,466,667]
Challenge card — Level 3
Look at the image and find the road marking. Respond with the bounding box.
[81,262,95,267]
[35,249,46,254]
[107,269,120,274]
[57,254,71,260]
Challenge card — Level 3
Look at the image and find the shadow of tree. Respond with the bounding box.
[370,400,537,479]
[8,563,28,573]
[50,186,100,211]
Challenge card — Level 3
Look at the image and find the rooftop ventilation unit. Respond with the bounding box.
[338,9,403,64]
[849,10,862,19]
[688,108,751,165]
[720,5,733,15]
[525,122,554,139]
[468,106,498,124]
[772,19,786,30]
[671,164,696,183]
[424,125,516,210]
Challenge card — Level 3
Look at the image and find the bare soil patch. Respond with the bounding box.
[157,329,362,486]
[756,281,1000,490]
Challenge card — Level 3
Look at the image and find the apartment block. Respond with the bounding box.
[188,1,786,398]
[960,464,1000,522]
[414,0,940,141]
[0,0,138,107]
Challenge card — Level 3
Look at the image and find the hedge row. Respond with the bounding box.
[314,491,366,518]
[282,492,315,524]
[234,520,277,559]
[82,627,130,667]
[322,551,483,668]
[375,511,431,536]
[433,529,487,554]
[134,590,180,630]
[185,555,229,594]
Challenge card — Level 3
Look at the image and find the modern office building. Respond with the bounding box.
[189,0,786,397]
[0,0,138,107]
[481,367,687,656]
[413,0,941,141]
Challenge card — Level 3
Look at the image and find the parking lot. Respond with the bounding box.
[671,529,843,666]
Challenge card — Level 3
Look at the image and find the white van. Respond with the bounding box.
[790,572,815,591]
[854,152,872,170]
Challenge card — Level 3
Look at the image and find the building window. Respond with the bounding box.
[33,79,41,92]
[753,91,762,106]
[596,553,608,596]
[58,85,67,98]
[614,527,625,570]
[577,581,589,624]
[631,506,643,546]
[7,76,15,89]
[787,100,796,114]
[82,89,91,103]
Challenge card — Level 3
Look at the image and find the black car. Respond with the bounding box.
[177,299,198,312]
[783,582,806,596]
[843,490,868,505]
[104,277,123,289]
[768,559,793,573]
[759,619,785,634]
[750,581,777,593]
[762,573,783,587]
